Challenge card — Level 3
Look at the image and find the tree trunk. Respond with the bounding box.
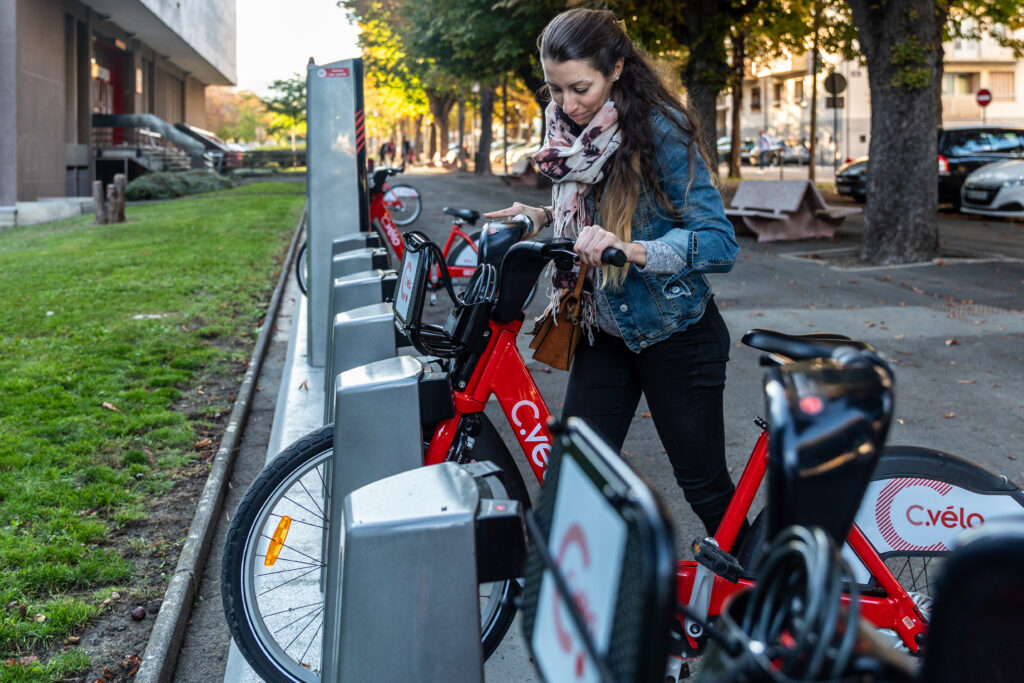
[457,93,467,171]
[426,89,456,165]
[848,0,941,264]
[728,31,746,178]
[413,114,423,163]
[428,122,437,163]
[476,85,495,175]
[681,64,721,168]
[808,0,820,183]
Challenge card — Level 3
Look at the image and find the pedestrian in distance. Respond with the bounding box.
[386,139,397,166]
[379,141,389,167]
[484,7,744,537]
[758,129,771,168]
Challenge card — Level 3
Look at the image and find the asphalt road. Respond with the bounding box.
[173,167,1024,682]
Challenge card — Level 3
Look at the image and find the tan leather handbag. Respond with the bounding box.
[528,265,588,371]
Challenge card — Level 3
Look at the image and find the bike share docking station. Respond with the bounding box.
[306,57,369,367]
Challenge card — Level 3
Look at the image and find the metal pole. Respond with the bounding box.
[502,76,508,176]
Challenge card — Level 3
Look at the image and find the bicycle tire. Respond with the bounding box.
[735,444,1024,648]
[295,241,308,296]
[222,420,527,682]
[384,183,422,226]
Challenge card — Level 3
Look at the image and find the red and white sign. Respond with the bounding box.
[976,88,993,107]
[532,457,626,682]
[316,67,351,79]
[854,477,1024,555]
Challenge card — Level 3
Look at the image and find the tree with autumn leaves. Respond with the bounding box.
[338,0,1023,265]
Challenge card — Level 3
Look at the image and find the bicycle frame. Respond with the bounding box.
[420,314,929,654]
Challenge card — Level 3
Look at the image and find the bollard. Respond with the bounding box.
[324,301,410,424]
[323,269,398,418]
[321,355,456,678]
[329,461,521,683]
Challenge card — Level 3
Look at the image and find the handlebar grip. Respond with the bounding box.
[601,247,628,267]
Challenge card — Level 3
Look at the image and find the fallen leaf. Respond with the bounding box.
[957,379,976,384]
[34,613,45,623]
[145,448,155,466]
[18,655,39,666]
[936,258,948,266]
[193,438,212,449]
[67,635,80,644]
[897,418,906,425]
[298,380,310,391]
[912,286,925,295]
[943,412,955,419]
[1009,455,1018,461]
[640,412,652,418]
[945,339,960,346]
[101,401,121,412]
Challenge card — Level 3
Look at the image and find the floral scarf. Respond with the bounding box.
[532,99,621,338]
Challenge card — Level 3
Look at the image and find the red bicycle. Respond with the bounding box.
[223,231,1024,683]
[295,165,479,296]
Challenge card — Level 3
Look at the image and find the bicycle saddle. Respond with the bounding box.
[742,328,872,360]
[443,207,481,224]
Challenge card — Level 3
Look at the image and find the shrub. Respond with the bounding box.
[125,170,234,200]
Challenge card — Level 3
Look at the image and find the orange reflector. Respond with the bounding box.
[265,516,292,566]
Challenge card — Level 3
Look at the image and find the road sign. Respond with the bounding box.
[826,96,845,109]
[976,88,992,107]
[824,72,847,95]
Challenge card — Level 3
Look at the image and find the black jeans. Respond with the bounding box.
[562,300,736,536]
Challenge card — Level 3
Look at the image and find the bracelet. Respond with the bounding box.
[542,206,553,227]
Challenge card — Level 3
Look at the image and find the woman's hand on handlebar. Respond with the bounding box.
[574,225,644,268]
[482,203,547,238]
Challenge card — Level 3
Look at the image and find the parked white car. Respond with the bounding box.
[960,159,1024,217]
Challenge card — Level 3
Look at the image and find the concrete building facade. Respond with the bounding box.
[719,30,1024,167]
[0,0,236,220]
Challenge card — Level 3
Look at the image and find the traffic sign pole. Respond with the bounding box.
[976,88,992,126]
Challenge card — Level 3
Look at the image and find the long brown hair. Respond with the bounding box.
[538,8,711,287]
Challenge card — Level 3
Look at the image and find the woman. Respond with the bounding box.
[484,8,741,536]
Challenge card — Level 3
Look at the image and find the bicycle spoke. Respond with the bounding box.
[261,601,325,620]
[298,620,325,673]
[257,565,322,598]
[284,606,326,651]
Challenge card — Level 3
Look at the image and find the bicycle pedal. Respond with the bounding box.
[692,537,743,583]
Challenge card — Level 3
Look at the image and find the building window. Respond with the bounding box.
[773,82,783,107]
[943,72,980,95]
[751,86,761,112]
[794,79,804,104]
[990,71,1015,99]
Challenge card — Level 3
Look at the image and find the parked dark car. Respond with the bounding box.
[835,157,868,201]
[938,127,1024,209]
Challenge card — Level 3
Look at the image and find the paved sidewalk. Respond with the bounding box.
[203,167,1024,682]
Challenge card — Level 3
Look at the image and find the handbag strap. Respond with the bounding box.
[570,264,588,298]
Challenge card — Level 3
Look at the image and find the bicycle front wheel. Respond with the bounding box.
[295,241,308,296]
[384,184,422,225]
[222,422,527,682]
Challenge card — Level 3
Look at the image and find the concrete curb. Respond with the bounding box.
[135,206,307,683]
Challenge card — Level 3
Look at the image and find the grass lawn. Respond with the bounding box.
[0,182,304,680]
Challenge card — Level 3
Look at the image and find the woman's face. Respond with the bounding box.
[542,58,622,126]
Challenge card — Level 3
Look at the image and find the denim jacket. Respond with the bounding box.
[593,111,738,352]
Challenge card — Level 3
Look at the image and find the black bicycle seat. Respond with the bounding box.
[443,207,481,224]
[742,328,872,360]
